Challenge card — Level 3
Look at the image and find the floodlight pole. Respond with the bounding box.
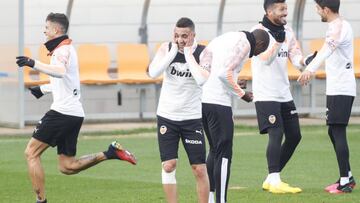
[139,0,151,44]
[66,0,74,34]
[293,0,306,46]
[217,0,226,36]
[19,0,25,128]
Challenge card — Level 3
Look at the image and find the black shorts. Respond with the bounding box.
[33,110,84,156]
[157,116,206,165]
[255,101,299,134]
[202,103,234,153]
[326,95,354,126]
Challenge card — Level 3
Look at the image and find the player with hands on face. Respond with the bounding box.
[148,17,210,203]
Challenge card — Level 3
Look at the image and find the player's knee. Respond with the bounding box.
[162,160,176,173]
[288,132,302,145]
[24,147,37,161]
[162,161,177,184]
[191,164,207,179]
[294,134,302,143]
[219,137,233,148]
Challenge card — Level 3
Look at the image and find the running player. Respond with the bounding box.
[148,17,209,203]
[298,0,356,194]
[16,13,136,203]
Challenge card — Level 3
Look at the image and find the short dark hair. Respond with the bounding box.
[263,0,286,11]
[175,17,195,31]
[46,12,69,34]
[314,0,340,13]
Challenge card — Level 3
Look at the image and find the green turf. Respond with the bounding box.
[0,125,360,202]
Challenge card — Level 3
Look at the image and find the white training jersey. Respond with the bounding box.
[251,24,304,102]
[49,44,84,117]
[201,32,249,107]
[153,43,204,121]
[323,18,356,96]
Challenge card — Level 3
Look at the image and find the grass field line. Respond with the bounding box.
[1,126,360,142]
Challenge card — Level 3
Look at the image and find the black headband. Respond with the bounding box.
[242,31,255,58]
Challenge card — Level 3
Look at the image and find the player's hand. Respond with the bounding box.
[16,56,35,68]
[297,70,313,86]
[269,30,286,43]
[304,51,318,66]
[184,46,191,56]
[28,86,44,99]
[237,79,247,89]
[241,91,253,103]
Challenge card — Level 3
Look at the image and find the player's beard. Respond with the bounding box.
[321,15,328,22]
[274,16,287,26]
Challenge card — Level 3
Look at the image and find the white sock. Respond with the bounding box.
[208,191,215,203]
[268,172,281,185]
[264,174,271,183]
[340,177,350,186]
[348,171,353,178]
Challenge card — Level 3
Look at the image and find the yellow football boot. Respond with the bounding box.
[268,182,302,194]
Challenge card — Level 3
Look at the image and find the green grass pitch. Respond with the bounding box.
[0,124,359,202]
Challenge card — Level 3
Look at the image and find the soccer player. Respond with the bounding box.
[187,29,270,203]
[16,13,137,203]
[298,0,357,194]
[148,17,209,203]
[250,0,316,194]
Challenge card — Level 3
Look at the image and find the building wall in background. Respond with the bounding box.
[23,0,360,59]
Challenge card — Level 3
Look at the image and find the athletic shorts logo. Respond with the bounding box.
[185,139,202,145]
[290,110,297,115]
[195,130,202,135]
[159,125,167,135]
[268,115,276,124]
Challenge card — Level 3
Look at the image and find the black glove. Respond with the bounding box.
[237,79,247,89]
[269,30,286,43]
[28,86,44,99]
[304,51,318,66]
[16,56,35,68]
[241,91,253,103]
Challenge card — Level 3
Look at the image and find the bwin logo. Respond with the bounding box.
[277,50,288,57]
[170,66,192,77]
[185,139,202,145]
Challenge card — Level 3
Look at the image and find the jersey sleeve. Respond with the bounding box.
[184,44,211,86]
[325,20,342,51]
[148,42,177,78]
[287,26,304,68]
[33,46,69,78]
[53,46,70,68]
[217,37,249,98]
[305,20,342,72]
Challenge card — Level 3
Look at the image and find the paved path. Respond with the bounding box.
[1,117,360,136]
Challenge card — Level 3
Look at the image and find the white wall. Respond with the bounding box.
[0,1,22,128]
[15,0,360,122]
[23,0,360,60]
